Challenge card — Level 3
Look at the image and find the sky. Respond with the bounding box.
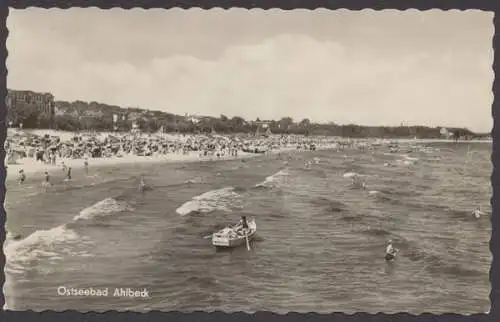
[6,9,494,132]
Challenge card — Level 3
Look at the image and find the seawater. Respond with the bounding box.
[3,142,491,313]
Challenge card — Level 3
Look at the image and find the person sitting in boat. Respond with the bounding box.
[239,216,249,230]
[385,239,398,261]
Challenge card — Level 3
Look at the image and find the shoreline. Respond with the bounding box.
[391,138,492,144]
[4,134,490,183]
[4,151,256,182]
[4,146,304,183]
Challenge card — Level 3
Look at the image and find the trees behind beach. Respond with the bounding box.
[7,96,484,140]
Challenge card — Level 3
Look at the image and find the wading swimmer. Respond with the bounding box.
[352,174,367,190]
[385,240,398,261]
[41,171,52,190]
[18,169,26,185]
[138,175,146,192]
[84,158,89,175]
[65,167,72,181]
[472,207,484,219]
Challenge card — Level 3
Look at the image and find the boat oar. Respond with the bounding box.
[245,231,251,251]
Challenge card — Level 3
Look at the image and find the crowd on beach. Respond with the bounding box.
[4,128,345,184]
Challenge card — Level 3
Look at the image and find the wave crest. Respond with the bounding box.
[255,169,289,188]
[5,225,92,275]
[73,197,133,221]
[176,187,241,216]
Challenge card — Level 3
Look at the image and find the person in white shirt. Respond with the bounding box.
[385,240,398,261]
[472,207,484,219]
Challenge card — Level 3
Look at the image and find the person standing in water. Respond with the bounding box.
[472,207,484,218]
[41,171,52,190]
[18,169,26,184]
[138,175,146,192]
[385,240,398,261]
[352,174,366,190]
[84,158,89,175]
[65,167,72,181]
[44,171,51,184]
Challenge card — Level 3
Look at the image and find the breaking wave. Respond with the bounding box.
[175,187,241,216]
[4,225,93,275]
[73,197,134,221]
[255,169,289,188]
[343,171,362,178]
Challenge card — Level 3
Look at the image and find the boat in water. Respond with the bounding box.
[212,218,257,248]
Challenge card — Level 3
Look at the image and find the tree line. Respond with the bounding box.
[7,99,487,140]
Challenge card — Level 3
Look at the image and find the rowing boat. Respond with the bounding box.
[212,218,257,248]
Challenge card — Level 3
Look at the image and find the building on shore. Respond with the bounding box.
[6,89,56,128]
[254,120,273,136]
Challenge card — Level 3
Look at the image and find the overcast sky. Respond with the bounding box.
[7,9,494,132]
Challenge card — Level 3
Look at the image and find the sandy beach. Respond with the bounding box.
[4,150,262,182]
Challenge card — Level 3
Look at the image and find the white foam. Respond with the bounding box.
[4,225,92,275]
[176,187,241,216]
[343,172,358,178]
[255,169,289,188]
[403,155,419,161]
[73,197,133,221]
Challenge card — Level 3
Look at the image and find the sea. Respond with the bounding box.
[3,142,492,314]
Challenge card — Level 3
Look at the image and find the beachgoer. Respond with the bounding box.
[239,216,249,230]
[35,150,44,162]
[138,175,146,191]
[66,167,72,180]
[352,175,366,189]
[18,169,26,184]
[472,207,483,218]
[41,171,52,190]
[385,240,398,261]
[84,158,89,175]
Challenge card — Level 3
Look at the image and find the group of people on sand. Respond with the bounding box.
[7,128,339,166]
